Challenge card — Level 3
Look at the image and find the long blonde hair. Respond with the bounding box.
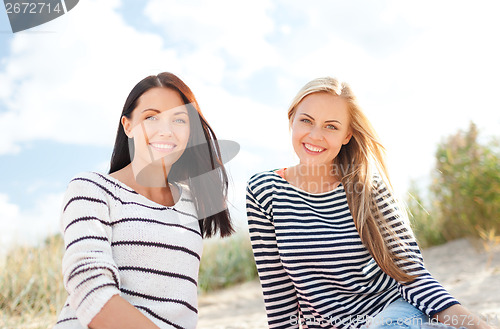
[288,77,416,283]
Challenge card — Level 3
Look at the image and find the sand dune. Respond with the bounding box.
[198,238,500,328]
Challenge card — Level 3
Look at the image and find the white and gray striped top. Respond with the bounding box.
[247,170,458,329]
[53,172,202,329]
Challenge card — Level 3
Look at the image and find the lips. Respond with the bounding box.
[149,142,176,153]
[303,143,325,154]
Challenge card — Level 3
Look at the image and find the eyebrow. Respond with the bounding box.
[141,108,160,113]
[300,113,342,125]
[141,108,188,115]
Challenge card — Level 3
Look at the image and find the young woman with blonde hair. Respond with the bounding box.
[247,77,491,329]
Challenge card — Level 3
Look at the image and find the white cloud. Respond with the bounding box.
[0,0,183,154]
[0,192,63,252]
[0,193,19,219]
[144,0,280,80]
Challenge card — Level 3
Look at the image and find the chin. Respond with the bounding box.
[300,159,326,166]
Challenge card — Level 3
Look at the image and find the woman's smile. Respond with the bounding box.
[149,141,177,153]
[303,142,326,154]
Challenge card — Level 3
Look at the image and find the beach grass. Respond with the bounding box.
[198,232,258,292]
[0,235,65,329]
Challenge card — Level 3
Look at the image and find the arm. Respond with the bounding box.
[61,174,158,328]
[246,180,300,329]
[375,179,495,329]
[372,178,462,319]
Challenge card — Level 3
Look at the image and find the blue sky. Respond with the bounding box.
[1,0,499,249]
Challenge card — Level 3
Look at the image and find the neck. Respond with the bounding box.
[287,163,341,193]
[296,163,336,179]
[131,157,171,188]
[115,161,178,207]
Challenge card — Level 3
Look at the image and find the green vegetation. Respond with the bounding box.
[408,122,500,248]
[406,183,446,248]
[0,235,65,329]
[0,231,257,328]
[199,232,258,292]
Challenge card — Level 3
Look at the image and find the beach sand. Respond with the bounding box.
[198,238,500,328]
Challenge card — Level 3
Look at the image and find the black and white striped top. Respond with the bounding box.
[53,172,202,329]
[246,170,458,329]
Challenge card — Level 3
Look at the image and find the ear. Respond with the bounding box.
[342,130,353,145]
[121,116,133,138]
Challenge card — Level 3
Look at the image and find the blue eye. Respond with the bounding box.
[326,124,337,130]
[301,118,312,124]
[145,116,157,121]
[175,118,187,124]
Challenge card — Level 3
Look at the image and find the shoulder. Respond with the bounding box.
[370,173,410,223]
[246,170,282,193]
[60,172,114,215]
[246,170,292,212]
[64,171,132,204]
[67,172,111,193]
[66,171,103,189]
[68,171,106,185]
[68,172,137,193]
[370,172,390,197]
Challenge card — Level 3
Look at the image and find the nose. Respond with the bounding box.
[308,125,323,140]
[158,121,173,137]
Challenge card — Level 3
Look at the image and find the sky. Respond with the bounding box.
[0,0,499,250]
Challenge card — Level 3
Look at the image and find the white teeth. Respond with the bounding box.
[151,143,175,149]
[304,143,324,152]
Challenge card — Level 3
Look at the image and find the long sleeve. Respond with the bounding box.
[246,179,300,329]
[60,175,121,327]
[372,177,460,317]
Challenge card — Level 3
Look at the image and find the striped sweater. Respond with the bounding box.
[246,170,459,329]
[53,172,202,329]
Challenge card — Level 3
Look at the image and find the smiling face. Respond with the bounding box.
[290,92,352,167]
[122,87,190,170]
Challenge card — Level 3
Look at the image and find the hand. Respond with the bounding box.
[88,295,160,329]
[433,304,493,329]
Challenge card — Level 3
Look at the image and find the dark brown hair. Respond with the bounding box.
[109,72,234,238]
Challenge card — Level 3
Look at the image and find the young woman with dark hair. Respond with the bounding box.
[53,72,233,329]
